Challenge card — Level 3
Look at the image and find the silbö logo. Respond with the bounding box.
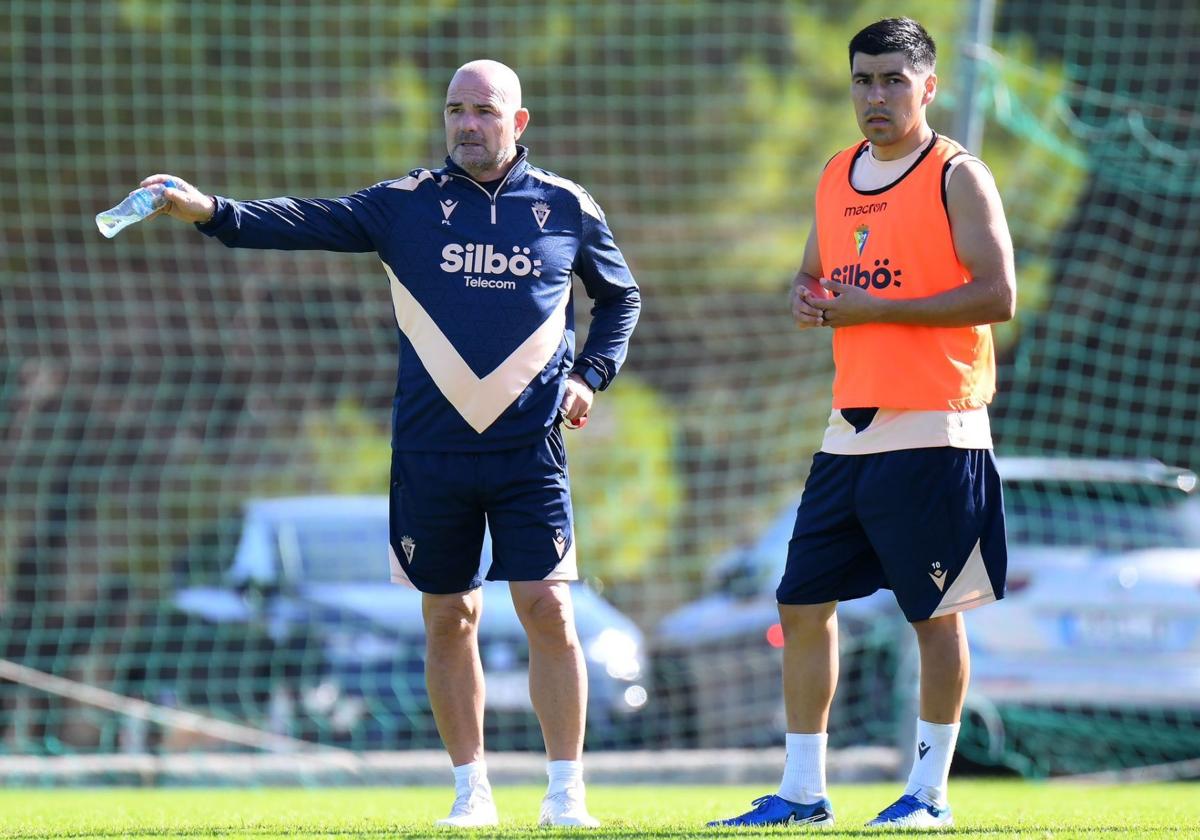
[830,258,903,290]
[441,243,541,290]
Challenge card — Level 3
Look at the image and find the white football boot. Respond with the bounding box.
[436,786,499,828]
[539,787,601,828]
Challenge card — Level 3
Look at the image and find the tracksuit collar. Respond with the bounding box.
[442,144,530,184]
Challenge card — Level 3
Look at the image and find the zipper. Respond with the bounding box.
[447,159,521,225]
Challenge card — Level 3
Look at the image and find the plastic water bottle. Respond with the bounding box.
[95,179,177,238]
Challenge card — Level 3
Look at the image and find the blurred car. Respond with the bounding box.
[651,493,901,749]
[651,457,1200,774]
[170,496,649,750]
[962,457,1200,775]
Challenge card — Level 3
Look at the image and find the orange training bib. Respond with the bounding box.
[815,134,996,410]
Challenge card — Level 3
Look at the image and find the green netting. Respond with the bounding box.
[965,0,1200,778]
[1,0,1198,780]
[986,0,1200,466]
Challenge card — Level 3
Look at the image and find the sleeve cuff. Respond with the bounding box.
[193,196,230,235]
[571,362,608,392]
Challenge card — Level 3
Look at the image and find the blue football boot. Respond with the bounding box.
[708,794,834,828]
[866,794,953,829]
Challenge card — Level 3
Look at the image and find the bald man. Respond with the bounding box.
[142,59,640,828]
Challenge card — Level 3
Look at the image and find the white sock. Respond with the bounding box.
[452,760,491,799]
[904,719,960,807]
[547,759,584,796]
[778,732,828,804]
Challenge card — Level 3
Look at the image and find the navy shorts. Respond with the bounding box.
[777,447,1007,622]
[388,428,576,594]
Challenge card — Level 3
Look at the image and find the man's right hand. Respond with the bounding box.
[139,174,216,224]
[791,272,830,329]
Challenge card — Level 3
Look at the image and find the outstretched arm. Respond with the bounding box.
[139,173,382,253]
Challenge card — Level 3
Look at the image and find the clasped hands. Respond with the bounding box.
[791,277,883,329]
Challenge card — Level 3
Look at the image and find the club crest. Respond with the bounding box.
[854,224,870,256]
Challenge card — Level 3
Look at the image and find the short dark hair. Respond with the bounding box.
[848,18,936,73]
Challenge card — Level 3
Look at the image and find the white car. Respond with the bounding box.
[172,496,649,750]
[961,458,1200,776]
[652,457,1200,776]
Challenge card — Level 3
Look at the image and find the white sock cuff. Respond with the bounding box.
[779,731,828,804]
[547,759,584,794]
[452,760,489,792]
[917,719,960,744]
[785,732,828,749]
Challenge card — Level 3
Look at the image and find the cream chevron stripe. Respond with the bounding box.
[544,536,578,580]
[387,170,434,191]
[930,538,997,618]
[383,262,568,434]
[388,544,417,589]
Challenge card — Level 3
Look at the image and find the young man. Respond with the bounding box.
[143,59,640,828]
[710,18,1015,830]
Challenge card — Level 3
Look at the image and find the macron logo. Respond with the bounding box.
[928,561,947,591]
[918,741,931,760]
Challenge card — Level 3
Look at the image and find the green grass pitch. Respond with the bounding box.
[1,781,1197,838]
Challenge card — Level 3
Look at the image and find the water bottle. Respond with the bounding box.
[95,179,177,238]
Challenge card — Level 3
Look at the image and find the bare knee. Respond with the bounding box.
[779,601,838,639]
[912,612,964,646]
[423,591,482,644]
[512,584,578,649]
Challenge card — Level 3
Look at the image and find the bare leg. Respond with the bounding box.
[885,611,970,814]
[422,589,485,765]
[912,612,969,723]
[509,580,586,760]
[779,601,839,732]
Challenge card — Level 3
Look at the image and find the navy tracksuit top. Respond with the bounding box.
[197,146,641,452]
